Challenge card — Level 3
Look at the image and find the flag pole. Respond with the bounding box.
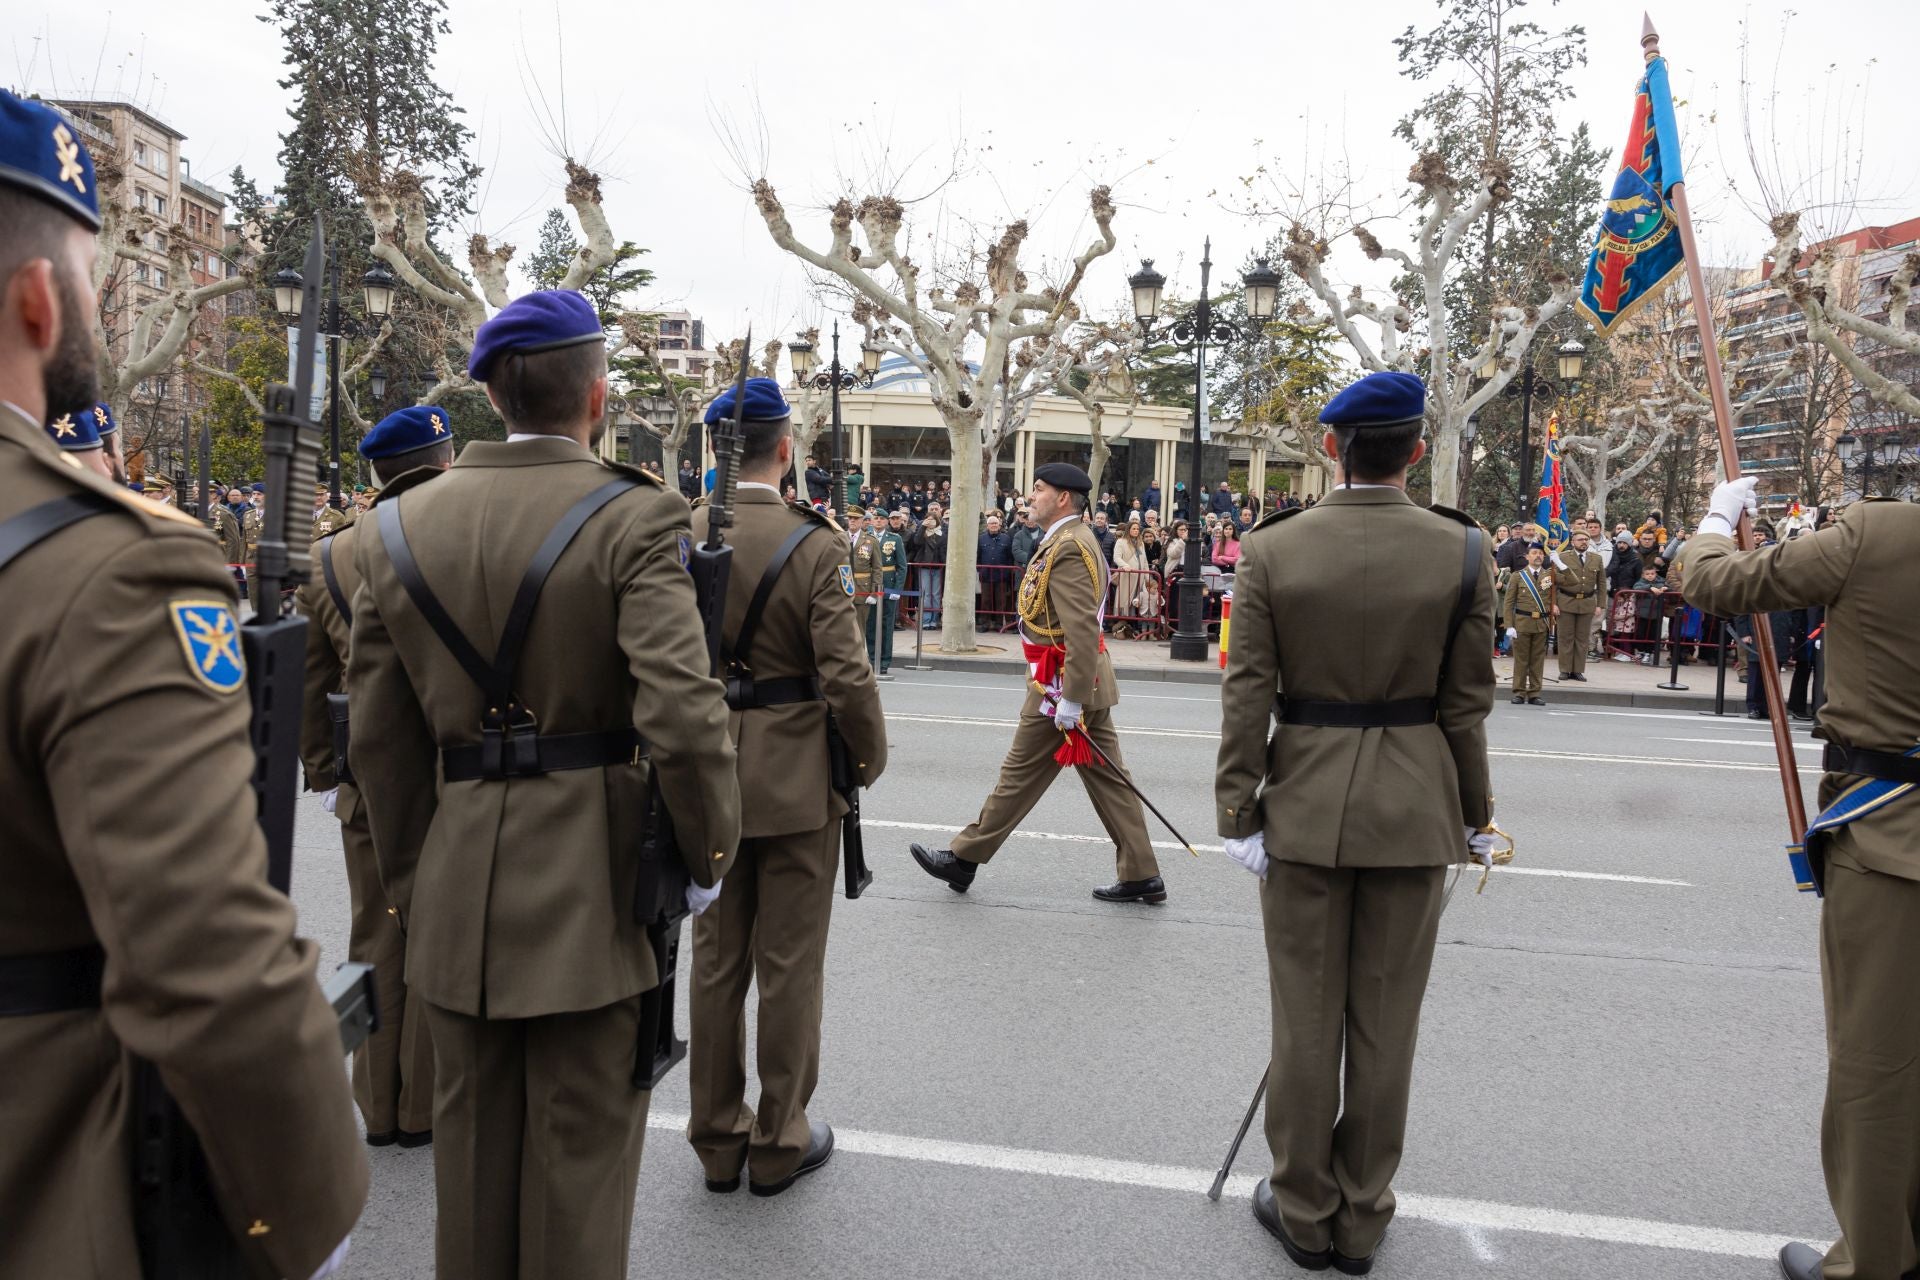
[1644,14,1808,845]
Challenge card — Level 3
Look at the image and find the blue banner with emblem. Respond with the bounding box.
[1576,54,1688,336]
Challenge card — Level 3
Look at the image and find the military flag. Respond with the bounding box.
[1534,412,1568,548]
[1575,45,1688,335]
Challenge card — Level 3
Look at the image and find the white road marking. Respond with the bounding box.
[863,819,1693,886]
[1547,707,1776,726]
[645,1110,1810,1261]
[1462,1223,1499,1262]
[1658,736,1822,753]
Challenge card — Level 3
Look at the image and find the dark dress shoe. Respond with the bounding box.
[1332,1247,1375,1275]
[1092,876,1167,904]
[749,1121,834,1197]
[1511,695,1526,704]
[1566,672,1588,682]
[910,843,976,892]
[365,1130,398,1148]
[1251,1178,1331,1271]
[1777,1242,1824,1280]
[705,1163,744,1193]
[395,1128,432,1149]
[1527,697,1546,706]
[1748,709,1769,720]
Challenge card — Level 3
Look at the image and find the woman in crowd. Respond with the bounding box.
[1211,519,1242,574]
[1111,519,1149,640]
[911,515,948,631]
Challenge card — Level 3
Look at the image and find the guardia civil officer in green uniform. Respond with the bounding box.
[911,461,1164,902]
[1502,540,1553,704]
[869,507,908,677]
[0,87,366,1280]
[1551,526,1603,681]
[1216,371,1497,1275]
[684,378,888,1196]
[347,290,742,1280]
[298,405,450,1149]
[1681,476,1920,1280]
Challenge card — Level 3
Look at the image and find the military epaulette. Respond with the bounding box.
[1426,502,1482,531]
[792,500,843,534]
[1251,505,1308,533]
[601,458,665,487]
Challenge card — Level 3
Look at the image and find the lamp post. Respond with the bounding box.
[1834,432,1904,500]
[1476,337,1583,525]
[788,321,880,519]
[1129,242,1280,661]
[273,258,398,508]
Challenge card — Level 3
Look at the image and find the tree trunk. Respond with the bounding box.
[942,423,985,652]
[1427,422,1461,508]
[1589,447,1612,528]
[1085,401,1109,497]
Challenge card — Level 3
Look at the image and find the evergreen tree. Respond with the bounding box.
[526,209,578,291]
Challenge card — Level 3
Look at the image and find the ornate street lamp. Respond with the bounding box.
[368,366,387,400]
[1557,339,1587,383]
[271,268,304,319]
[361,262,397,319]
[787,322,876,518]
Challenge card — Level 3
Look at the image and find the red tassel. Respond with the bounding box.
[1054,729,1098,768]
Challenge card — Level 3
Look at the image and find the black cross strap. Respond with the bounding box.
[1435,526,1483,689]
[723,520,827,711]
[0,491,120,574]
[728,521,821,672]
[319,532,352,626]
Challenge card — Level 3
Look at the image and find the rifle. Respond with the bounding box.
[632,330,752,1092]
[826,711,871,899]
[132,215,377,1280]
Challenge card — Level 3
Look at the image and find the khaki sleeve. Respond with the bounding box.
[1440,536,1497,827]
[1500,573,1517,628]
[296,581,342,793]
[1681,520,1859,616]
[1216,532,1277,837]
[806,533,888,786]
[1053,539,1104,706]
[41,533,367,1280]
[614,494,742,887]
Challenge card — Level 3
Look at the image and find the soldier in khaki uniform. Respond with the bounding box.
[849,505,882,661]
[0,90,366,1279]
[1682,476,1920,1280]
[1216,371,1496,1275]
[243,486,266,608]
[1551,527,1604,680]
[311,479,350,540]
[910,461,1164,902]
[684,378,888,1196]
[1503,540,1553,704]
[298,406,450,1148]
[347,290,741,1280]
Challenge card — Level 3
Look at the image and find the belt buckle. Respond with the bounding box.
[505,706,541,776]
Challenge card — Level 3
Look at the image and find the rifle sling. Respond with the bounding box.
[319,532,351,626]
[724,521,826,711]
[0,491,119,574]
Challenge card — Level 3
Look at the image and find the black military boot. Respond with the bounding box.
[910,843,976,892]
[1092,876,1167,904]
[1251,1178,1331,1271]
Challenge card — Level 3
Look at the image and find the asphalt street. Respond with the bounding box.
[288,667,1836,1279]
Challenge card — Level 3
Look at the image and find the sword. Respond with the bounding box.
[1207,1065,1268,1201]
[1063,725,1200,857]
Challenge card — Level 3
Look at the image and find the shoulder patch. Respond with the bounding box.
[169,599,246,693]
[677,532,692,569]
[1251,505,1307,532]
[839,563,856,596]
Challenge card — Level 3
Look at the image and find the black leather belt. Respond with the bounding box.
[0,944,105,1016]
[1278,697,1439,728]
[1823,744,1920,787]
[1516,611,1544,619]
[725,674,823,711]
[442,728,644,783]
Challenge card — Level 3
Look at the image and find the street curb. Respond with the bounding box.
[902,653,1731,713]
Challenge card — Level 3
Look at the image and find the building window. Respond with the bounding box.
[153,268,167,289]
[135,188,149,211]
[154,195,167,218]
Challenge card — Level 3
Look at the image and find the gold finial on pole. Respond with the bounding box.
[1642,13,1661,62]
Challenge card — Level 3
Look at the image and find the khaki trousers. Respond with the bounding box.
[1819,858,1920,1280]
[1261,861,1446,1258]
[1511,625,1547,695]
[1555,610,1594,676]
[425,997,648,1280]
[951,706,1158,881]
[687,823,839,1184]
[339,787,434,1134]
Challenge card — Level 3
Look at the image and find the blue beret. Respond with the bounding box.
[1526,540,1545,550]
[0,91,100,231]
[89,402,116,436]
[704,376,790,425]
[468,290,603,382]
[359,404,453,459]
[251,482,266,492]
[1319,371,1427,429]
[45,406,102,451]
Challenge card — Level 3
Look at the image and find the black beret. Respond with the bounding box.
[1033,462,1092,494]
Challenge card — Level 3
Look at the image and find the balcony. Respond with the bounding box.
[1725,312,1806,341]
[1734,421,1794,439]
[1741,456,1800,472]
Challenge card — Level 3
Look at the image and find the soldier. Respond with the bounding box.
[909,461,1165,903]
[849,504,882,661]
[683,378,887,1196]
[1503,540,1553,705]
[870,507,909,677]
[88,400,129,484]
[0,88,365,1278]
[243,482,266,608]
[311,478,349,540]
[1551,525,1604,681]
[1215,370,1497,1276]
[1681,477,1920,1280]
[346,289,741,1280]
[42,397,113,479]
[298,405,450,1150]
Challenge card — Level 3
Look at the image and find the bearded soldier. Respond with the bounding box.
[910,461,1164,903]
[1551,526,1604,681]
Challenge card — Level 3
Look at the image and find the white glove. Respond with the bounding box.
[685,880,724,917]
[1505,627,1517,641]
[1224,832,1269,880]
[309,1237,351,1280]
[1465,824,1498,867]
[320,788,338,815]
[1700,476,1759,537]
[1052,698,1083,733]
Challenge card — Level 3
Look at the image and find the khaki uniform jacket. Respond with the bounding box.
[0,406,366,1279]
[346,436,741,1019]
[1683,501,1920,880]
[1216,487,1496,865]
[1550,548,1603,614]
[242,504,263,561]
[1018,516,1119,711]
[210,504,244,566]
[851,529,882,595]
[311,502,349,543]
[691,488,888,838]
[1503,566,1555,632]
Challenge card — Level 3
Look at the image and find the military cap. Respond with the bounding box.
[1033,461,1093,494]
[359,404,452,459]
[703,376,790,425]
[0,90,100,231]
[468,290,604,382]
[251,482,266,493]
[143,473,174,494]
[89,402,117,436]
[844,503,867,517]
[1525,539,1545,551]
[45,407,102,451]
[1319,370,1426,428]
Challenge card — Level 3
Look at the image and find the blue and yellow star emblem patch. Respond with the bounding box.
[838,564,855,597]
[169,600,246,693]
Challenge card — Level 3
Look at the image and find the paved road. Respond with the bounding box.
[289,668,1835,1279]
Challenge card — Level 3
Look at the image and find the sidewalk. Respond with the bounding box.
[892,625,1741,712]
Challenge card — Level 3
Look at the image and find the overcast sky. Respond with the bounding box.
[14,0,1919,352]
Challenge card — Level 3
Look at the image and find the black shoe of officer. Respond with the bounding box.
[1777,1242,1824,1280]
[1527,697,1547,706]
[910,843,976,892]
[749,1121,834,1197]
[1511,695,1526,704]
[1251,1178,1331,1271]
[1332,1245,1375,1275]
[1748,709,1769,720]
[1565,672,1587,682]
[1092,876,1167,904]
